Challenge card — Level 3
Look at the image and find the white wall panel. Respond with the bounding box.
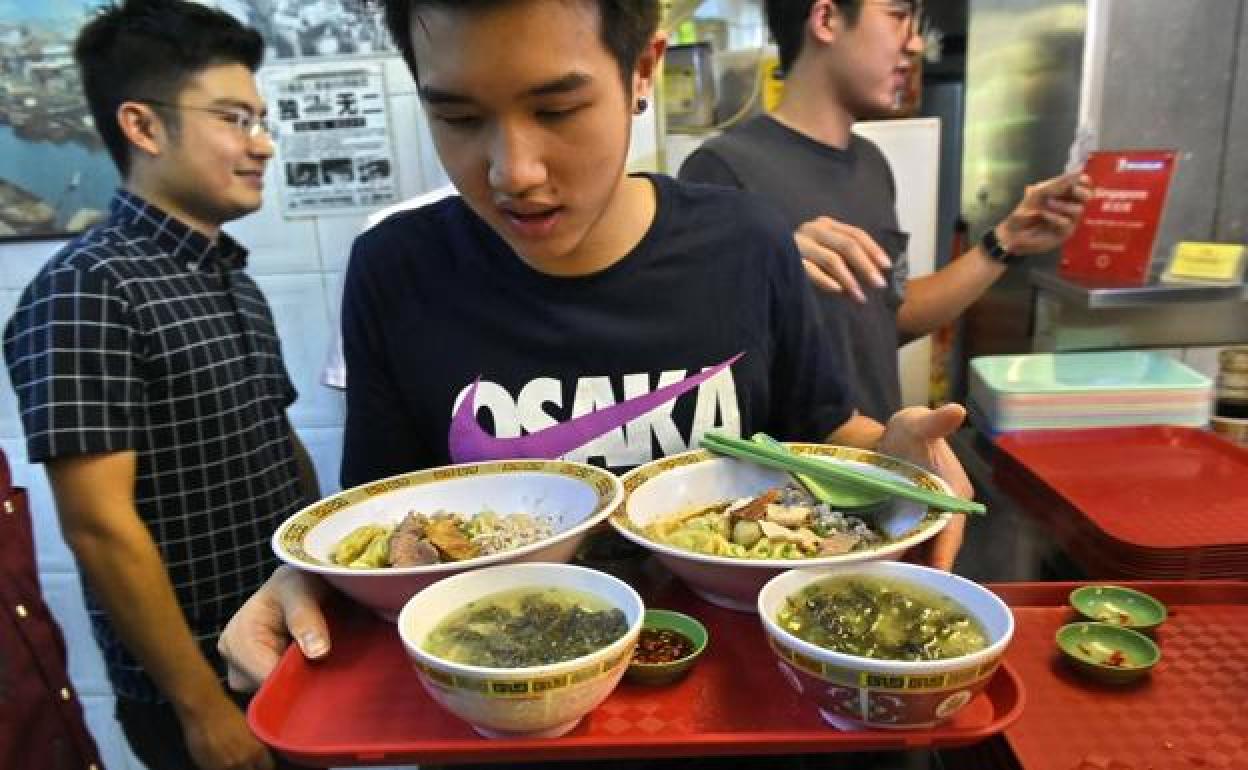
[315,214,368,273]
[224,199,322,276]
[253,274,341,428]
[300,425,345,497]
[855,118,943,409]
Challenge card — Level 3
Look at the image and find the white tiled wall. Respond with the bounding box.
[0,10,664,765]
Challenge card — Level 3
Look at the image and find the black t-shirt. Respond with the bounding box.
[340,173,853,486]
[679,115,908,422]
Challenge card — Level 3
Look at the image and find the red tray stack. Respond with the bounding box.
[993,426,1248,579]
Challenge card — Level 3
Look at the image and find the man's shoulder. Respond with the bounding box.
[28,221,148,291]
[845,131,896,199]
[690,115,779,163]
[358,191,465,244]
[680,116,809,191]
[345,192,479,306]
[657,176,799,287]
[663,173,790,237]
[352,191,471,264]
[363,185,459,231]
[848,132,892,169]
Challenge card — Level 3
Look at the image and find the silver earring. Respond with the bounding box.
[635,97,648,114]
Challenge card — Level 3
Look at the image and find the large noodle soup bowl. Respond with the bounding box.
[273,459,623,619]
[758,562,1014,729]
[613,445,952,611]
[397,563,645,739]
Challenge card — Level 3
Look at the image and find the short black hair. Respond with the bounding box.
[73,0,265,175]
[381,0,660,88]
[765,0,863,74]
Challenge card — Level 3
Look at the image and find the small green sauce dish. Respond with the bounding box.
[1056,622,1160,685]
[1069,585,1167,631]
[625,609,708,686]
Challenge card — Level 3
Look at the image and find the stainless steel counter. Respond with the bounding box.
[1029,270,1248,351]
[1030,270,1248,309]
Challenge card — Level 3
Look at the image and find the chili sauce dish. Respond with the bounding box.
[625,609,709,686]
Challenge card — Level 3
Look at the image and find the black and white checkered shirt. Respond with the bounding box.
[3,190,304,702]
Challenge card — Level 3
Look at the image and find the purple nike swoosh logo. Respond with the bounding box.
[448,353,743,463]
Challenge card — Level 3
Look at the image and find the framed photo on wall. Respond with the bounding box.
[219,0,395,61]
[0,0,118,241]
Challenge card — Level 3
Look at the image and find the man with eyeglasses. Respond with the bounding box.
[3,2,315,768]
[681,0,1091,431]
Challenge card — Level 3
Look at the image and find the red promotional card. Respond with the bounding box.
[1059,149,1177,285]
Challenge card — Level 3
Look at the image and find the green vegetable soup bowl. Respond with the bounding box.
[613,445,954,612]
[397,563,645,739]
[272,460,624,620]
[625,609,709,686]
[758,562,1015,729]
[1069,585,1167,632]
[1056,622,1160,685]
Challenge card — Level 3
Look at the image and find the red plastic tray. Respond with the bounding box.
[249,578,1025,767]
[989,581,1248,770]
[995,427,1248,551]
[993,460,1248,580]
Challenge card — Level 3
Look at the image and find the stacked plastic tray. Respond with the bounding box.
[993,426,1248,579]
[968,351,1212,435]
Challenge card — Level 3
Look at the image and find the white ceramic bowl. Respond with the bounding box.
[273,460,623,619]
[612,444,952,611]
[758,562,1014,729]
[396,563,644,739]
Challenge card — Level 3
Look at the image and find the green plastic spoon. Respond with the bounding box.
[751,433,891,509]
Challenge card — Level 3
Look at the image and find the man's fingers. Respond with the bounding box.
[814,249,866,302]
[1009,206,1048,228]
[277,572,331,660]
[802,217,890,283]
[929,515,966,571]
[797,233,867,302]
[810,225,888,287]
[1035,170,1083,196]
[1067,181,1093,202]
[226,664,260,695]
[1044,198,1086,218]
[220,634,275,693]
[218,612,277,694]
[911,403,967,441]
[802,259,845,294]
[808,228,888,290]
[1038,210,1075,232]
[836,222,892,270]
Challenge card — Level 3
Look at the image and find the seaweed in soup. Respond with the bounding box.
[778,576,989,661]
[425,587,629,668]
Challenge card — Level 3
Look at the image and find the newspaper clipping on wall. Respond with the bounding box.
[268,62,398,216]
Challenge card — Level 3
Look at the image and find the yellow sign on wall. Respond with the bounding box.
[1161,241,1247,284]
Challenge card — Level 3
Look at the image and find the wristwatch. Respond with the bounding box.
[981,228,1022,266]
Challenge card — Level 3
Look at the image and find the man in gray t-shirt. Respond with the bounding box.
[682,118,906,420]
[680,0,1091,422]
